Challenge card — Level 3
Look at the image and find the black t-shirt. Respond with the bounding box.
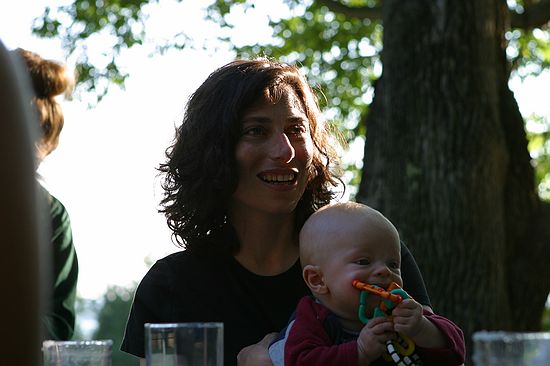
[121,230,430,366]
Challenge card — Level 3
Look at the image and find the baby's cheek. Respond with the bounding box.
[393,274,404,288]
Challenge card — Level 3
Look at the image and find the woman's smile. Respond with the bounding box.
[258,168,298,185]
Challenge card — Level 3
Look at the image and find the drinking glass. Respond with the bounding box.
[145,322,223,366]
[473,331,550,366]
[42,340,113,366]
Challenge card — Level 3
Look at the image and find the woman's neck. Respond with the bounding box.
[230,209,299,276]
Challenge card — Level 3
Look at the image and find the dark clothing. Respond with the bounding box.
[271,296,465,366]
[121,227,430,366]
[41,185,79,340]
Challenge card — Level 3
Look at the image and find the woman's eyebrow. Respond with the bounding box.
[241,116,271,124]
[241,113,308,124]
[287,116,309,123]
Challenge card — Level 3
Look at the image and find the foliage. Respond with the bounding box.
[229,1,381,132]
[31,0,550,200]
[210,0,550,201]
[526,113,550,201]
[31,0,549,120]
[73,285,137,365]
[73,295,99,340]
[506,1,550,77]
[32,0,156,101]
[543,305,550,331]
[91,285,137,365]
[507,28,550,78]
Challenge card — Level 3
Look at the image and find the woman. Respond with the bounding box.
[121,58,431,366]
[16,48,79,341]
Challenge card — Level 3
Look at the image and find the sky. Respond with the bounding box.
[1,0,549,300]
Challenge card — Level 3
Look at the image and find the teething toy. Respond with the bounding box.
[353,280,423,366]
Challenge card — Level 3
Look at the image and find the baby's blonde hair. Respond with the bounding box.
[299,202,399,267]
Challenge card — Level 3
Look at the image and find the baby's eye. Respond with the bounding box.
[388,261,400,270]
[355,259,370,266]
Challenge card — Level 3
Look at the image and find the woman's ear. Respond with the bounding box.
[303,264,328,295]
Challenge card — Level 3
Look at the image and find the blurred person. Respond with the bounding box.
[0,38,47,365]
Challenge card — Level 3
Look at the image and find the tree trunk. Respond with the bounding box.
[357,0,550,363]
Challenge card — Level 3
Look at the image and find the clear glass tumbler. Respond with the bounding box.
[42,340,113,366]
[145,322,223,366]
[473,331,550,366]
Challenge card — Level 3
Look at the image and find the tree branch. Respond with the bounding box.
[510,0,550,29]
[316,0,382,21]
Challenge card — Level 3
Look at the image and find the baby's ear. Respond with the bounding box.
[303,265,328,295]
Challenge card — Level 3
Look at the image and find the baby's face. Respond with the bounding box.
[318,215,402,324]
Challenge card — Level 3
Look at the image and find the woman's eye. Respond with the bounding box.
[356,259,370,266]
[287,124,308,136]
[242,126,265,136]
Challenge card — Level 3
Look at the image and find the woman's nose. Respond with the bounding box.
[270,132,295,163]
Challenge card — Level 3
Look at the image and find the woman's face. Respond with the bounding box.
[230,86,314,217]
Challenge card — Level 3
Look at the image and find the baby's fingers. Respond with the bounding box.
[368,318,396,336]
[394,299,418,311]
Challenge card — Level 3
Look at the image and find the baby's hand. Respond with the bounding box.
[357,317,395,364]
[391,298,425,338]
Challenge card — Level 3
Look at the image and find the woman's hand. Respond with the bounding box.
[237,332,277,366]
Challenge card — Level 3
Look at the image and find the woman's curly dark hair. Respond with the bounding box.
[159,58,343,250]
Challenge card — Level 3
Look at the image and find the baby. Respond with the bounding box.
[269,202,465,365]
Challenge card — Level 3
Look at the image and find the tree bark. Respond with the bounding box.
[357,0,550,363]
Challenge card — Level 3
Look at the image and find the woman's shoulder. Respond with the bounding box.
[134,251,199,304]
[140,249,230,289]
[155,250,195,267]
[133,249,234,317]
[155,247,229,270]
[145,250,203,279]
